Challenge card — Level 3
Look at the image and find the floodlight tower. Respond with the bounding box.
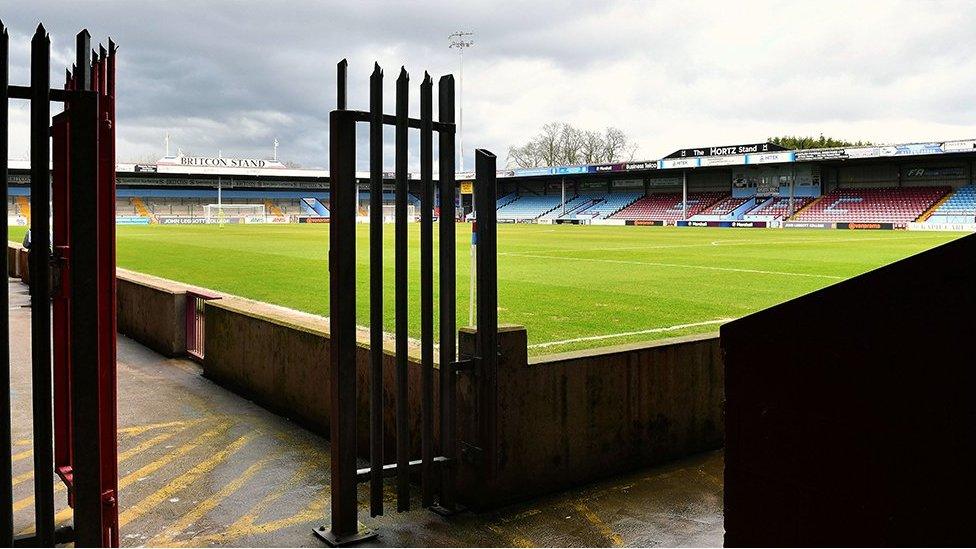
[449,31,474,172]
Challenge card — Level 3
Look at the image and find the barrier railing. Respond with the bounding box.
[2,22,120,547]
[185,290,221,361]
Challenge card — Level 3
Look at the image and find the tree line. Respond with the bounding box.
[506,122,638,169]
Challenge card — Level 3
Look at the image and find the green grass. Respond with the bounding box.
[9,223,964,355]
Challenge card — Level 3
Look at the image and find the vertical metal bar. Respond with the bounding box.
[436,74,457,511]
[474,149,498,480]
[30,24,55,547]
[0,21,12,548]
[394,67,410,513]
[68,30,106,546]
[419,73,434,508]
[69,86,103,549]
[336,59,347,110]
[368,62,384,518]
[323,108,361,543]
[98,40,119,546]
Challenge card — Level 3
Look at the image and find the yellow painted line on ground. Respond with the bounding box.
[13,423,229,516]
[11,421,191,489]
[147,450,279,546]
[12,449,31,463]
[118,431,254,528]
[488,524,536,547]
[118,417,207,437]
[11,470,31,487]
[172,462,319,547]
[574,501,623,546]
[118,421,232,488]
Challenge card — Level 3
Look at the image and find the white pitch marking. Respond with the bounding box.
[499,251,845,280]
[585,234,945,253]
[529,318,734,349]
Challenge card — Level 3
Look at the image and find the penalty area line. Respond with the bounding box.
[499,251,845,280]
[528,318,734,349]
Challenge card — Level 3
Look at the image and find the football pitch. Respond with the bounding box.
[8,224,964,355]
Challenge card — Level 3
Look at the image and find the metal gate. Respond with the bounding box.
[1,24,119,547]
[319,60,497,545]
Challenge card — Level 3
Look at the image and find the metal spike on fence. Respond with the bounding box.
[336,58,347,110]
[368,60,384,518]
[435,73,458,513]
[394,64,411,513]
[419,70,435,508]
[30,21,55,548]
[0,18,12,548]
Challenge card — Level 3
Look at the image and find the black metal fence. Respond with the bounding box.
[320,59,497,546]
[1,23,119,547]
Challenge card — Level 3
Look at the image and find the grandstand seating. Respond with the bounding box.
[574,191,643,219]
[791,187,950,224]
[496,194,563,221]
[698,196,752,216]
[543,191,607,220]
[927,185,976,222]
[744,196,813,220]
[610,192,725,222]
[496,192,518,209]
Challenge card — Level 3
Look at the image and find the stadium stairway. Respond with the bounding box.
[785,194,824,220]
[264,199,285,217]
[917,192,953,222]
[131,197,151,217]
[15,196,30,222]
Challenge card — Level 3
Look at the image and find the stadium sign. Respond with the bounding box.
[942,140,976,153]
[169,156,280,168]
[794,148,848,161]
[659,157,700,169]
[664,142,788,159]
[700,155,746,167]
[746,151,795,164]
[783,221,833,229]
[836,222,893,230]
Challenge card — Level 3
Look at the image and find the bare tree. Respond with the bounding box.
[505,121,638,168]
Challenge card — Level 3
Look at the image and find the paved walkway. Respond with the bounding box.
[8,280,723,547]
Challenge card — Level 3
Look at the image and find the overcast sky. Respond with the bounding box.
[4,1,976,170]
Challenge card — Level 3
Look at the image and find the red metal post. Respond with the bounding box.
[96,42,119,547]
[51,108,73,503]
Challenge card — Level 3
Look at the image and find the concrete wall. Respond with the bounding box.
[115,271,187,357]
[202,298,438,458]
[7,243,187,357]
[457,327,724,509]
[723,233,976,546]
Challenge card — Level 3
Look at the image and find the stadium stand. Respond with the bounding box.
[610,192,725,222]
[496,192,518,209]
[790,187,950,224]
[573,191,643,219]
[496,194,563,221]
[926,185,976,223]
[698,196,752,216]
[15,196,31,221]
[743,196,813,220]
[544,191,607,220]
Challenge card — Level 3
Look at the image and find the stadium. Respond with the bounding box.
[7,137,975,354]
[2,6,976,549]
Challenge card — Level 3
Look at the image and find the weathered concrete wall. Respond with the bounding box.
[457,326,724,509]
[7,242,23,279]
[723,233,976,547]
[115,270,187,357]
[202,298,438,458]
